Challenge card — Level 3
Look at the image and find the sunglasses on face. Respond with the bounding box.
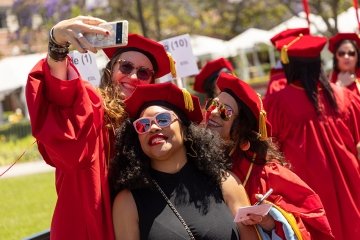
[133,112,177,134]
[205,99,235,121]
[337,50,357,57]
[117,59,154,81]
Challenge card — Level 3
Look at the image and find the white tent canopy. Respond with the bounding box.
[0,53,46,97]
[336,7,360,33]
[190,34,230,59]
[269,12,328,36]
[227,28,272,57]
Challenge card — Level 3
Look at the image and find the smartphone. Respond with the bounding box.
[84,20,128,49]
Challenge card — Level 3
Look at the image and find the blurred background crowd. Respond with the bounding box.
[0,0,357,126]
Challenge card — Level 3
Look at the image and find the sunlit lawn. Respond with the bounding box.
[0,135,41,166]
[0,172,56,240]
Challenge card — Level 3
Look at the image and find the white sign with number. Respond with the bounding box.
[69,51,101,87]
[160,34,199,81]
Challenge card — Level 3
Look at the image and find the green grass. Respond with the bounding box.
[0,135,41,166]
[0,172,56,240]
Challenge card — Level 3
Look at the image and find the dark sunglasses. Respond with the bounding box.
[205,99,235,121]
[133,112,177,134]
[117,59,154,81]
[337,50,357,57]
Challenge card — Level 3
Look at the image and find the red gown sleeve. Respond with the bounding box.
[25,58,104,171]
[342,89,360,146]
[246,163,334,240]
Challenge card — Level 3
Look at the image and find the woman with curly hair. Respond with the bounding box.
[109,82,258,240]
[205,73,334,239]
[26,16,173,240]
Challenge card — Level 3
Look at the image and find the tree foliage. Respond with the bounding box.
[9,0,356,47]
[280,0,352,36]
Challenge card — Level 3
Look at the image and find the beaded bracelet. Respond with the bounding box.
[48,27,70,62]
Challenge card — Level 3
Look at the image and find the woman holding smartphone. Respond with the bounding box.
[26,16,173,240]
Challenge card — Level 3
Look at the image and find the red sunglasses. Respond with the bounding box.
[133,112,177,134]
[117,59,154,81]
[205,99,235,121]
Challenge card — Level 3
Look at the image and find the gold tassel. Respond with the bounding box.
[181,88,194,111]
[167,52,177,78]
[280,46,289,64]
[257,93,268,141]
[280,33,304,64]
[355,78,360,95]
[259,110,268,141]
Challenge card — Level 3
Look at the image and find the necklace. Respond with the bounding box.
[151,179,196,240]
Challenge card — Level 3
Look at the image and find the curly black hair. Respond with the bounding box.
[108,118,232,200]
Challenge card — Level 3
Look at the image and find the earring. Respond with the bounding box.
[239,140,250,151]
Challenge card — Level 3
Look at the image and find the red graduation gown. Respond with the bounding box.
[329,69,360,96]
[263,83,360,240]
[264,68,287,99]
[231,154,334,240]
[26,58,115,240]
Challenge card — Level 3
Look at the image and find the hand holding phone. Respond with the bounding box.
[83,20,128,49]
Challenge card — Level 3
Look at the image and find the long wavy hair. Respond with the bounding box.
[228,94,285,166]
[108,118,232,200]
[332,39,360,72]
[283,57,338,114]
[98,49,157,130]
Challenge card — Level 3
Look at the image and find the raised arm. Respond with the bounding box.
[26,16,112,170]
[47,15,108,80]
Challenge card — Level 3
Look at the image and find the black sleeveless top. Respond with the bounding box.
[132,162,240,240]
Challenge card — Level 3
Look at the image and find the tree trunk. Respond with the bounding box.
[136,0,148,37]
[153,0,161,40]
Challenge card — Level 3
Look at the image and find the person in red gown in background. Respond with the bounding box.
[25,16,173,240]
[263,34,360,240]
[264,28,310,99]
[194,57,235,100]
[328,32,360,95]
[205,72,334,240]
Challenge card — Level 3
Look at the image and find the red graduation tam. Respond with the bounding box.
[194,58,234,93]
[125,82,203,124]
[270,28,310,46]
[216,72,271,140]
[275,35,327,64]
[328,33,360,53]
[102,34,171,78]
